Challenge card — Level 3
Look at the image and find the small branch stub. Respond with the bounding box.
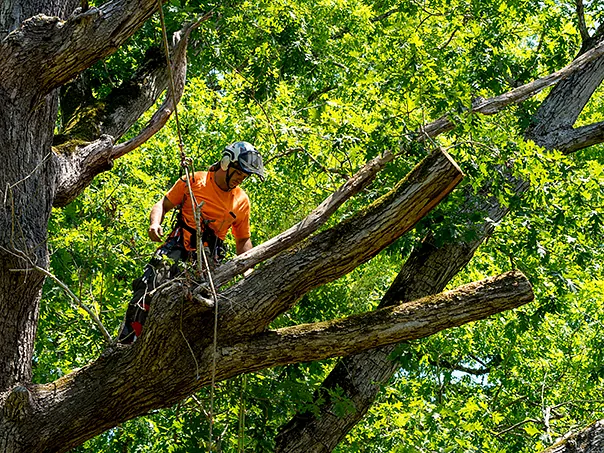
[4,386,33,421]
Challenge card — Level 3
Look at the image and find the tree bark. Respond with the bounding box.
[0,146,463,452]
[0,269,531,453]
[0,0,161,97]
[227,271,533,372]
[541,420,604,453]
[0,92,58,392]
[2,0,603,450]
[0,0,192,450]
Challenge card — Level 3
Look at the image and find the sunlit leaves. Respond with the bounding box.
[38,0,604,450]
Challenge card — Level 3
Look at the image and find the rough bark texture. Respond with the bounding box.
[228,271,534,370]
[1,269,531,453]
[0,93,58,392]
[0,136,464,451]
[53,18,196,207]
[541,420,604,453]
[0,0,180,450]
[275,31,604,453]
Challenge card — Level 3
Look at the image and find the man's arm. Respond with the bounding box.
[235,237,253,255]
[148,196,176,242]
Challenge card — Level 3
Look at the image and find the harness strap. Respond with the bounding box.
[173,211,226,262]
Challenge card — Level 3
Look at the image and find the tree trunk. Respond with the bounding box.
[0,90,59,453]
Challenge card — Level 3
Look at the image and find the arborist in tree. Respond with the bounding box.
[118,141,265,344]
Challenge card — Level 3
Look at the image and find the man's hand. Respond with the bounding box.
[148,197,176,242]
[148,224,164,242]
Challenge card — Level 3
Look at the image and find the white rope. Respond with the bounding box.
[156,3,221,451]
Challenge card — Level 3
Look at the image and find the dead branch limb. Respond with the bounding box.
[212,150,395,287]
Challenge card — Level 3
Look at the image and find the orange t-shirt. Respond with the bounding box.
[165,171,251,250]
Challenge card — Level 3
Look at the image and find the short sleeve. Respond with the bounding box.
[165,177,187,207]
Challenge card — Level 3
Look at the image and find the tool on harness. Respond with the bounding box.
[172,210,226,263]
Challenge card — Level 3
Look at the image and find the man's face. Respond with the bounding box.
[227,166,249,188]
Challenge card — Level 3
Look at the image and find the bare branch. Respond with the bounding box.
[53,18,203,207]
[418,39,604,141]
[0,246,113,344]
[496,418,542,436]
[212,151,395,286]
[371,7,400,23]
[224,271,533,376]
[575,0,590,44]
[430,358,492,376]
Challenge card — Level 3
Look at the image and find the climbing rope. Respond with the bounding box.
[156,2,221,451]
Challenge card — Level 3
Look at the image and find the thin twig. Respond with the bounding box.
[2,245,113,344]
[495,418,541,436]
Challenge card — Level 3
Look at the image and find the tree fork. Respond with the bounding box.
[0,147,462,453]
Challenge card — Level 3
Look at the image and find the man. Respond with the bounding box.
[118,141,265,344]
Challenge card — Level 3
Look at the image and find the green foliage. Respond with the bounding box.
[36,0,604,451]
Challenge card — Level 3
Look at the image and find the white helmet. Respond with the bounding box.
[221,141,265,181]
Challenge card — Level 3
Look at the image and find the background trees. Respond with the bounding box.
[1,0,603,451]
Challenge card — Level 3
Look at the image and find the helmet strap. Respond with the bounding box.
[224,166,235,191]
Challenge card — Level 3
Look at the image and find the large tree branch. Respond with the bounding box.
[227,271,533,373]
[217,148,463,337]
[52,19,197,208]
[3,147,462,452]
[541,419,604,453]
[419,38,604,141]
[0,0,159,96]
[213,150,395,286]
[526,37,604,147]
[17,269,529,453]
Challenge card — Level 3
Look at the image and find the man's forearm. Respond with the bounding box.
[149,199,166,226]
[236,237,253,255]
[149,197,176,242]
